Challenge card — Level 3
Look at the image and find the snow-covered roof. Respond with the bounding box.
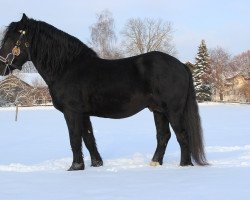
[19,73,46,86]
[0,73,47,87]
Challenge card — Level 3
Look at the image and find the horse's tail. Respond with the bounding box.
[183,65,208,165]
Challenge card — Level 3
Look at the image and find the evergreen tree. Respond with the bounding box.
[193,40,212,102]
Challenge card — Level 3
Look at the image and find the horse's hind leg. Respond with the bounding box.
[168,111,193,166]
[82,117,103,167]
[150,112,171,166]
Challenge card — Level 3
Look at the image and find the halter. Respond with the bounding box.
[0,30,30,75]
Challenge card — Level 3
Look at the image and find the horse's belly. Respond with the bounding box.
[91,94,148,119]
[93,106,146,119]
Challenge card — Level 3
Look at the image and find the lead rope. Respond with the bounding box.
[0,53,15,76]
[0,55,9,76]
[0,55,6,62]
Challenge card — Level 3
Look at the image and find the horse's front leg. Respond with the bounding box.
[64,109,85,171]
[82,116,103,167]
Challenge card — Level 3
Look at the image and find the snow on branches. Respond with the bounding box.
[193,40,212,102]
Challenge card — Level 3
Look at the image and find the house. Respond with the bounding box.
[183,60,250,103]
[213,74,250,102]
[0,73,52,106]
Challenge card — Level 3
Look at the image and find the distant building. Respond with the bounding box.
[0,73,52,106]
[213,74,250,102]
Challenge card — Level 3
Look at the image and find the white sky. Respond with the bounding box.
[1,0,249,62]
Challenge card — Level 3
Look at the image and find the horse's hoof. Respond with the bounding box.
[150,161,160,167]
[91,159,103,167]
[180,161,194,167]
[68,162,85,171]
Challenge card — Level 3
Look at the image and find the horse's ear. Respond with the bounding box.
[21,13,29,23]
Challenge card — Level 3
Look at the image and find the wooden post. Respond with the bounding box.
[15,104,19,122]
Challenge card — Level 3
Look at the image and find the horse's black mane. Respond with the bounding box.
[5,17,98,75]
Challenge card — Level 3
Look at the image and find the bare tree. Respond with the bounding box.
[0,74,51,106]
[209,47,231,100]
[89,10,122,59]
[0,75,35,106]
[121,18,176,56]
[230,50,250,76]
[241,81,250,102]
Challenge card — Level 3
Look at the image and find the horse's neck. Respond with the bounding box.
[31,59,58,86]
[30,46,63,85]
[28,27,95,85]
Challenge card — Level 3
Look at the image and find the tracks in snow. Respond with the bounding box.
[1,145,250,172]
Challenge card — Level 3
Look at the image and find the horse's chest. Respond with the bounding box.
[49,85,86,111]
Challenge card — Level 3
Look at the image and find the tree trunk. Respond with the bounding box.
[219,92,223,101]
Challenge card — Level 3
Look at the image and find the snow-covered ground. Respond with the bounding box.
[0,103,250,200]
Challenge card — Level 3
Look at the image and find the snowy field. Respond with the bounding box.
[0,103,250,200]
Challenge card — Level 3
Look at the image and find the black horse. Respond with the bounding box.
[0,14,207,170]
